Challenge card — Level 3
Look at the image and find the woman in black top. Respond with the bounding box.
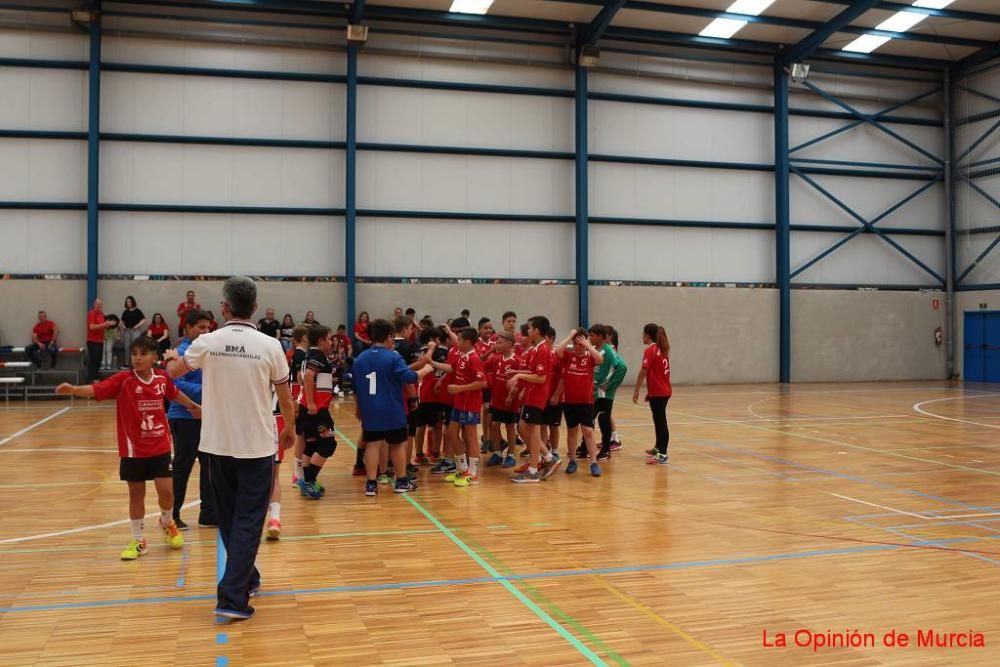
[279,314,295,352]
[120,295,146,368]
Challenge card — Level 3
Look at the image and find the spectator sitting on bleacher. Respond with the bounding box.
[103,313,122,371]
[26,311,59,369]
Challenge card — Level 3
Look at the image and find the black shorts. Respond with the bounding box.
[482,389,492,404]
[407,411,418,437]
[441,404,453,425]
[520,405,544,426]
[563,403,595,429]
[298,409,337,458]
[490,407,518,424]
[416,402,443,428]
[362,428,408,445]
[543,403,563,427]
[120,452,172,482]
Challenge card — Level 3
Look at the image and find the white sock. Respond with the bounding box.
[469,457,479,477]
[612,431,619,442]
[130,519,144,540]
[543,451,554,463]
[528,466,538,475]
[456,454,468,472]
[294,458,303,478]
[160,510,172,526]
[269,502,281,521]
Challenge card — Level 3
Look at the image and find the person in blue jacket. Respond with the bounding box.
[169,309,214,529]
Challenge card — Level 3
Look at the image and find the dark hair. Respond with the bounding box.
[459,328,478,343]
[527,315,550,334]
[609,326,619,349]
[369,318,393,343]
[451,317,470,329]
[282,314,294,326]
[520,323,529,336]
[307,324,333,347]
[152,313,165,325]
[420,317,435,329]
[222,275,257,319]
[358,311,369,322]
[418,327,438,346]
[460,309,470,318]
[186,290,195,297]
[502,311,516,321]
[477,317,491,328]
[392,315,412,334]
[337,324,346,331]
[184,309,210,328]
[405,308,416,316]
[292,323,310,341]
[589,323,608,338]
[644,323,669,355]
[545,327,556,339]
[129,335,158,354]
[124,295,137,309]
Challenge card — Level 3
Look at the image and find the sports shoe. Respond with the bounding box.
[352,464,366,477]
[302,482,323,499]
[645,447,657,456]
[565,459,578,474]
[415,454,430,466]
[160,519,184,548]
[575,443,588,459]
[297,477,310,496]
[502,455,516,468]
[431,459,456,475]
[394,478,418,494]
[314,480,326,496]
[215,606,255,620]
[511,470,541,484]
[444,470,464,483]
[249,581,261,597]
[291,474,300,487]
[610,439,624,452]
[266,518,281,541]
[540,456,562,480]
[174,517,189,531]
[454,472,479,487]
[365,480,378,496]
[120,538,148,560]
[377,473,392,485]
[597,447,611,462]
[480,439,491,454]
[198,518,217,528]
[647,452,669,465]
[486,452,503,467]
[590,462,602,477]
[519,449,529,458]
[514,462,530,474]
[406,464,419,475]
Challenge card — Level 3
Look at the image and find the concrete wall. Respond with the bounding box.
[0,279,87,348]
[791,290,946,382]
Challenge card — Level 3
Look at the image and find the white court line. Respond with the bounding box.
[829,493,928,520]
[927,513,1000,520]
[0,500,201,545]
[913,394,1000,430]
[0,407,72,447]
[0,448,114,454]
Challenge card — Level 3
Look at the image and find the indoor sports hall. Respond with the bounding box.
[1,1,999,665]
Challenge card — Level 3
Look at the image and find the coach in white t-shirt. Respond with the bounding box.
[165,276,295,621]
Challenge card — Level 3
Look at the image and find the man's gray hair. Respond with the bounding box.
[223,275,257,319]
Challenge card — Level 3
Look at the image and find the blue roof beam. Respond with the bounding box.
[349,0,365,24]
[578,0,628,47]
[782,0,882,65]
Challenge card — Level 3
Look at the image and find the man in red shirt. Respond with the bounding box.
[446,328,487,486]
[507,315,561,483]
[176,290,201,337]
[26,310,59,368]
[86,298,112,382]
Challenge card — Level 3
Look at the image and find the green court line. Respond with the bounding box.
[334,427,609,667]
[453,528,630,667]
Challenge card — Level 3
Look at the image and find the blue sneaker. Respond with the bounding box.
[486,452,503,467]
[590,462,602,477]
[314,480,325,497]
[431,459,457,475]
[302,482,322,499]
[296,477,309,497]
[502,455,516,468]
[565,459,578,474]
[365,480,377,496]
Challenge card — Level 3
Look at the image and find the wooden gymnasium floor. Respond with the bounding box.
[1,381,998,667]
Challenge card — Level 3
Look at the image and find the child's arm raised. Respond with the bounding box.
[54,383,95,398]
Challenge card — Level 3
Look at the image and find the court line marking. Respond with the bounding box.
[0,500,200,545]
[829,493,928,520]
[848,517,1000,568]
[913,394,1000,430]
[0,406,72,447]
[0,536,982,614]
[0,448,114,454]
[927,513,1000,520]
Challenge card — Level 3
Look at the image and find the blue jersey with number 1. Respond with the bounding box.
[352,345,419,431]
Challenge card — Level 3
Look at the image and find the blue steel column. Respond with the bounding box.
[575,64,589,327]
[345,44,358,329]
[86,1,102,306]
[944,68,956,378]
[774,62,791,383]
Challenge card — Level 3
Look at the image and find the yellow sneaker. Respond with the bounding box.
[444,470,466,482]
[121,538,148,560]
[160,518,184,549]
[453,473,479,487]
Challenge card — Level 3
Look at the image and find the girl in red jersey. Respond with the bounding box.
[632,323,672,465]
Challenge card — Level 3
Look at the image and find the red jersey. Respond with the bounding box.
[33,320,56,345]
[92,370,179,458]
[520,341,552,410]
[474,339,496,382]
[176,300,201,332]
[148,322,168,339]
[547,352,563,404]
[643,344,672,398]
[488,353,521,411]
[437,347,460,406]
[561,349,597,404]
[452,350,487,412]
[86,309,105,344]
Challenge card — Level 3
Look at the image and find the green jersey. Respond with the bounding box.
[594,344,627,400]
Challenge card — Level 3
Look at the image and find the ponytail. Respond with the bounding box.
[643,322,670,356]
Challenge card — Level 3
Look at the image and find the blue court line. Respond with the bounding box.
[216,633,228,645]
[0,536,979,615]
[849,517,1000,567]
[216,531,224,584]
[690,438,994,511]
[215,657,229,666]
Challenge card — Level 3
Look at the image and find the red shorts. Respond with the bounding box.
[274,415,285,463]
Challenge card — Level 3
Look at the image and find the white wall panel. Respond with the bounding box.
[360,53,571,88]
[790,176,944,231]
[103,36,344,75]
[101,143,345,207]
[0,140,85,202]
[589,163,772,222]
[590,224,772,283]
[790,117,943,166]
[0,68,86,131]
[792,232,944,285]
[957,228,1000,286]
[589,70,772,106]
[0,29,87,60]
[102,73,345,140]
[359,87,573,151]
[358,153,572,214]
[0,211,85,274]
[589,100,772,163]
[356,219,573,279]
[100,212,344,276]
